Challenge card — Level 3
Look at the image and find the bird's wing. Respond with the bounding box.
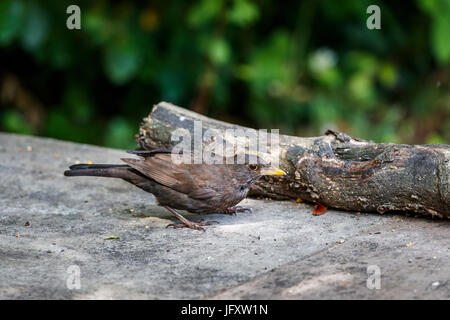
[121,154,182,189]
[187,188,218,200]
[121,153,220,200]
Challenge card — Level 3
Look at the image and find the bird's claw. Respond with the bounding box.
[223,206,252,215]
[166,219,218,231]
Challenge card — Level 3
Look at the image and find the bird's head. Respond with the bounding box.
[226,154,286,184]
[245,162,286,180]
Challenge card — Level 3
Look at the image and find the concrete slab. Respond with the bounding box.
[0,133,448,299]
[211,217,450,299]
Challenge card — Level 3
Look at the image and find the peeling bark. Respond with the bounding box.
[137,102,450,218]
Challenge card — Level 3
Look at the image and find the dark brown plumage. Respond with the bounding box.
[64,149,285,230]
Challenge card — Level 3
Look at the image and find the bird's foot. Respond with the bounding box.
[222,206,252,215]
[163,206,218,231]
[166,219,218,231]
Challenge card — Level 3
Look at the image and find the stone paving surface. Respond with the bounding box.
[0,133,448,299]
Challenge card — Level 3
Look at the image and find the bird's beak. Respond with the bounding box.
[261,168,286,176]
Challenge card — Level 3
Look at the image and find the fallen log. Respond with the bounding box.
[137,102,450,218]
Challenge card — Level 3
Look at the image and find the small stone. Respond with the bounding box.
[26,146,32,151]
[25,221,30,227]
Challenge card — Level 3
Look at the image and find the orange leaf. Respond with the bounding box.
[313,203,327,216]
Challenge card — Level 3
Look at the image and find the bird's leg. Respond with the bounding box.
[164,206,217,231]
[222,206,252,215]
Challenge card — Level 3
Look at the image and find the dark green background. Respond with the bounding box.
[0,0,449,149]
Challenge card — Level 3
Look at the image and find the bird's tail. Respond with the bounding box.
[64,164,132,179]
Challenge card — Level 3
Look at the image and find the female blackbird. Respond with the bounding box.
[64,149,285,230]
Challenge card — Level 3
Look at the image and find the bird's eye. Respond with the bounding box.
[248,164,259,171]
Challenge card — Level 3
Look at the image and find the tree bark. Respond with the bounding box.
[137,102,450,218]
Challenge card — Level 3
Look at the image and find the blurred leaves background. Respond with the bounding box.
[0,0,449,149]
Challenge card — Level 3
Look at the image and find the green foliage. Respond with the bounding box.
[20,1,49,51]
[0,0,25,45]
[418,0,450,63]
[0,0,448,147]
[228,0,259,26]
[104,117,137,149]
[1,110,34,135]
[104,38,143,85]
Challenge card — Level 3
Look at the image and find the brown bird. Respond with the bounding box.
[64,149,286,230]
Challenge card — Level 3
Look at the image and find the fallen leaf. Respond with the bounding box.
[313,203,327,216]
[104,235,120,240]
[295,198,303,203]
